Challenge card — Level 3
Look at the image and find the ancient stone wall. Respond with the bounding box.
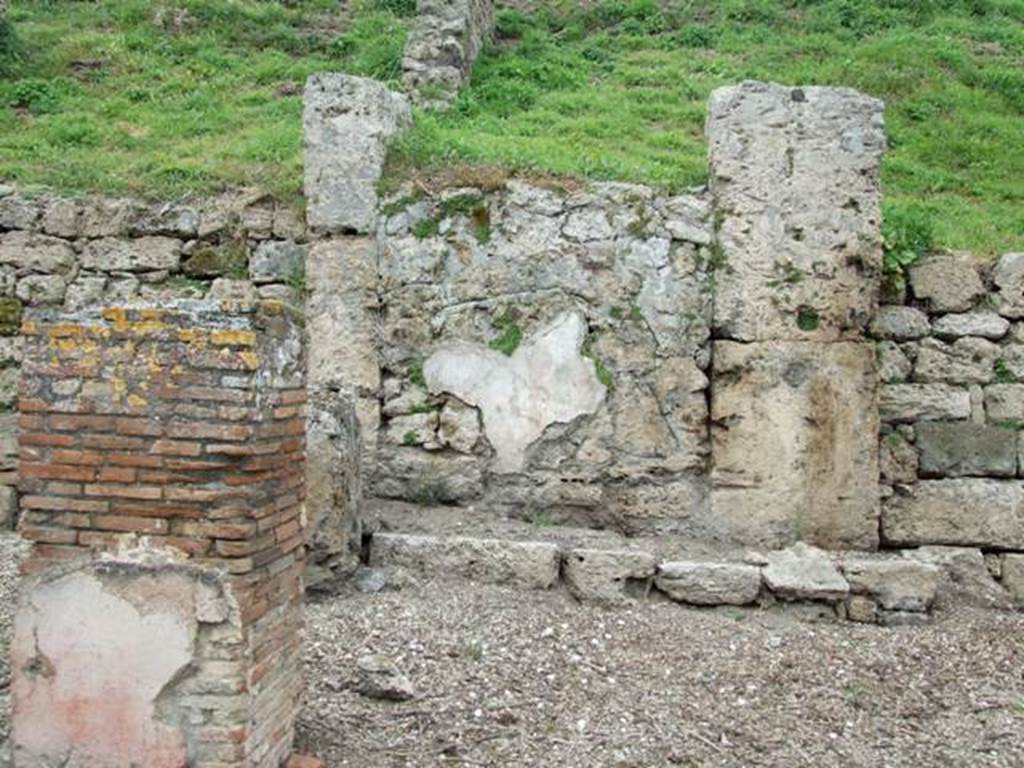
[401,0,495,109]
[370,181,714,535]
[13,300,306,767]
[876,251,1024,600]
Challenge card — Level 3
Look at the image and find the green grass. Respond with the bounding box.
[0,0,413,200]
[1,0,1023,255]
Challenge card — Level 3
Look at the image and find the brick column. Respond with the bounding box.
[13,300,306,768]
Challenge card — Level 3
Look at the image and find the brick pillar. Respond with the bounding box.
[707,82,886,549]
[13,300,306,768]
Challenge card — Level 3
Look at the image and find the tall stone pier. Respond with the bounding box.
[708,82,887,549]
[12,301,306,767]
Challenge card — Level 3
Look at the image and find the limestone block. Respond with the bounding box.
[80,236,182,273]
[655,561,762,606]
[915,421,1017,477]
[869,305,930,340]
[1001,554,1024,607]
[0,231,76,274]
[16,274,66,306]
[877,341,911,383]
[424,312,607,473]
[978,382,1024,421]
[370,532,560,589]
[908,253,984,312]
[914,337,1000,384]
[993,252,1024,318]
[383,411,438,447]
[303,74,412,234]
[708,82,885,341]
[305,388,362,577]
[437,399,481,453]
[710,341,879,549]
[879,384,971,422]
[250,240,306,284]
[305,238,380,392]
[840,558,940,612]
[0,194,40,229]
[762,543,849,602]
[660,194,712,245]
[882,479,1024,548]
[131,203,200,238]
[931,311,1009,340]
[563,548,657,605]
[903,546,1015,610]
[371,448,484,503]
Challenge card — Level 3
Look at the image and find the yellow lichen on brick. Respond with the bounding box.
[21,321,38,336]
[239,350,260,369]
[126,393,148,409]
[211,330,257,347]
[128,319,169,336]
[176,328,206,344]
[101,308,129,332]
[47,324,85,339]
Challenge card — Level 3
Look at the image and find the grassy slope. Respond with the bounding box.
[1,0,1022,255]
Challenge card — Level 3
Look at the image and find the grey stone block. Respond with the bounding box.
[916,421,1017,477]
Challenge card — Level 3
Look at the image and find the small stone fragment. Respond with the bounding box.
[762,543,849,602]
[655,561,762,606]
[355,654,416,701]
[870,306,930,340]
[563,548,657,605]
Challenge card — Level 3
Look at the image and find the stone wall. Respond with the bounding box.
[401,0,495,109]
[13,300,307,767]
[0,184,362,580]
[369,181,714,535]
[875,251,1024,599]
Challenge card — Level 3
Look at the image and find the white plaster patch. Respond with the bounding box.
[423,311,606,473]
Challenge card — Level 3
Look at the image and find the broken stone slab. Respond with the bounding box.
[908,253,985,312]
[869,306,931,340]
[882,479,1024,549]
[355,654,416,701]
[710,340,879,549]
[707,81,885,342]
[762,543,849,602]
[369,532,560,590]
[879,384,971,423]
[840,558,940,612]
[303,74,412,234]
[250,240,307,284]
[655,561,762,606]
[563,548,658,605]
[915,421,1017,478]
[902,546,1015,610]
[0,231,76,274]
[877,341,912,383]
[931,312,1009,340]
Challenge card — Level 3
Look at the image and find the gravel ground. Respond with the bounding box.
[298,581,1024,768]
[0,532,1020,767]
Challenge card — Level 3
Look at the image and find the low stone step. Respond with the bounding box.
[364,530,994,625]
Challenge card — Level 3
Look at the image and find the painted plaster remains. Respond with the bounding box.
[424,312,607,473]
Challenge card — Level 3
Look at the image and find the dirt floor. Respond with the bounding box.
[0,533,1021,767]
[297,578,1024,768]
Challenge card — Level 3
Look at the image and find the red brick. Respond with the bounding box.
[78,531,127,549]
[18,414,45,431]
[151,439,202,457]
[164,457,234,471]
[49,414,115,432]
[43,481,84,496]
[96,466,137,483]
[161,536,213,556]
[17,398,49,413]
[19,462,95,482]
[84,483,162,500]
[286,755,324,768]
[83,434,146,451]
[205,441,282,457]
[116,417,164,437]
[20,526,79,544]
[93,515,168,535]
[51,449,104,466]
[110,502,205,519]
[167,422,253,442]
[164,486,251,503]
[21,496,108,513]
[275,519,302,543]
[20,432,78,448]
[107,452,163,468]
[176,520,257,541]
[278,389,307,406]
[157,385,253,404]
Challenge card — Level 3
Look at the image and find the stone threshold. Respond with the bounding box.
[357,503,1022,625]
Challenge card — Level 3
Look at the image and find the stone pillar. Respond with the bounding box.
[402,0,496,109]
[707,82,886,549]
[13,300,306,768]
[301,75,409,583]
